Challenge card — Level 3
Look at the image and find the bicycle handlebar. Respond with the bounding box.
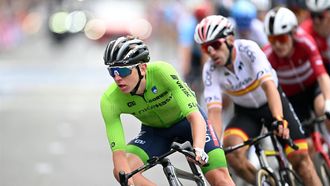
[224,130,299,154]
[119,141,201,186]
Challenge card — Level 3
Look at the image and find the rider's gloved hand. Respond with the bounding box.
[193,147,209,165]
[324,99,330,119]
[273,116,290,139]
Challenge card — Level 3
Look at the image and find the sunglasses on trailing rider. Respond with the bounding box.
[310,11,326,20]
[108,64,139,78]
[201,38,226,53]
[267,34,291,45]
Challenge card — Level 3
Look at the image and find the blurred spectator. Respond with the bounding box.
[300,0,330,74]
[250,0,272,21]
[286,0,310,24]
[230,0,268,47]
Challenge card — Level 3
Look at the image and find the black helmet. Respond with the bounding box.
[103,36,150,67]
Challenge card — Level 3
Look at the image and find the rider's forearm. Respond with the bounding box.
[208,107,223,139]
[262,80,283,119]
[187,111,206,149]
[318,74,330,100]
[112,151,134,184]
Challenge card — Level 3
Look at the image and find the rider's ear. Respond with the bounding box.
[226,35,235,45]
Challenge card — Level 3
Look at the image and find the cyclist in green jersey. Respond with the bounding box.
[100,36,235,186]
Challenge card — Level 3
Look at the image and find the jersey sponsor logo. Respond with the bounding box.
[176,81,192,97]
[205,64,216,86]
[148,91,168,103]
[188,102,198,109]
[238,44,256,63]
[111,142,115,148]
[226,77,253,90]
[127,101,136,107]
[238,61,244,71]
[134,139,146,145]
[138,96,173,114]
[151,86,158,94]
[170,75,179,80]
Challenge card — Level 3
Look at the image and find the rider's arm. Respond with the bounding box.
[203,61,224,138]
[101,93,132,183]
[158,62,205,150]
[208,107,223,139]
[317,74,330,114]
[261,80,283,119]
[112,150,134,185]
[186,111,206,150]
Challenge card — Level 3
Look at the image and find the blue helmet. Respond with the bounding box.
[231,0,257,30]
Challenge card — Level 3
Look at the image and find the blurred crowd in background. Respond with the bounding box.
[0,0,315,50]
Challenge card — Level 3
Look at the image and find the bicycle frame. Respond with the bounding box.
[118,141,206,186]
[307,117,330,167]
[224,127,301,186]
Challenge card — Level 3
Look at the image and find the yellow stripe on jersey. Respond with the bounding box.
[223,128,249,141]
[225,74,272,96]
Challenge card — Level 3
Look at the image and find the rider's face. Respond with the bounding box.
[268,33,294,58]
[111,64,146,93]
[201,36,233,66]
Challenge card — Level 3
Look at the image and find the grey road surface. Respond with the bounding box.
[0,33,210,186]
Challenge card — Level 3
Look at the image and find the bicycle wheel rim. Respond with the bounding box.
[256,168,278,186]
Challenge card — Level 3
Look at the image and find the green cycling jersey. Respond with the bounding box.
[100,61,198,151]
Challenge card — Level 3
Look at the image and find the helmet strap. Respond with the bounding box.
[130,66,144,95]
[224,40,233,67]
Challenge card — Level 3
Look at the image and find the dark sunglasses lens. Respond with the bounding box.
[311,12,324,19]
[268,34,289,44]
[201,40,222,52]
[108,67,132,77]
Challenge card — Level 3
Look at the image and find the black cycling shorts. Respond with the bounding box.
[224,87,307,156]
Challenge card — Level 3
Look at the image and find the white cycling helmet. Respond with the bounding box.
[264,7,298,36]
[194,15,234,44]
[306,0,330,12]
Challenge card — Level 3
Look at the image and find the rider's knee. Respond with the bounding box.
[205,168,235,186]
[288,151,313,169]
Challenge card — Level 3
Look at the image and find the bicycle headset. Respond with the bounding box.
[194,15,235,66]
[103,36,150,95]
[264,7,298,36]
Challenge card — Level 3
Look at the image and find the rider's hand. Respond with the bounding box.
[193,147,209,165]
[324,99,330,119]
[273,117,290,139]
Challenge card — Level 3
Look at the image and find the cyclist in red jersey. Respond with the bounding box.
[300,0,330,75]
[263,6,330,158]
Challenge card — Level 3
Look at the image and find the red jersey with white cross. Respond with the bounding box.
[300,18,330,66]
[263,29,327,97]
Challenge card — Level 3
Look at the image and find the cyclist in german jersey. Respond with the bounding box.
[194,15,322,185]
[100,36,235,186]
[263,7,330,141]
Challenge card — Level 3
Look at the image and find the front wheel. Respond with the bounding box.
[313,153,330,186]
[256,168,278,186]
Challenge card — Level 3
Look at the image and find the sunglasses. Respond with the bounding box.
[268,34,290,45]
[201,38,225,53]
[310,12,325,20]
[108,64,139,78]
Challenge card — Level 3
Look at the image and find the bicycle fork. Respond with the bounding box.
[161,158,183,186]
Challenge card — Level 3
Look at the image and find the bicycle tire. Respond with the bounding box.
[256,168,278,186]
[279,167,301,186]
[313,153,330,186]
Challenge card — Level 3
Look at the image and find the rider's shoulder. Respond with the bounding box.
[102,83,121,100]
[234,39,260,50]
